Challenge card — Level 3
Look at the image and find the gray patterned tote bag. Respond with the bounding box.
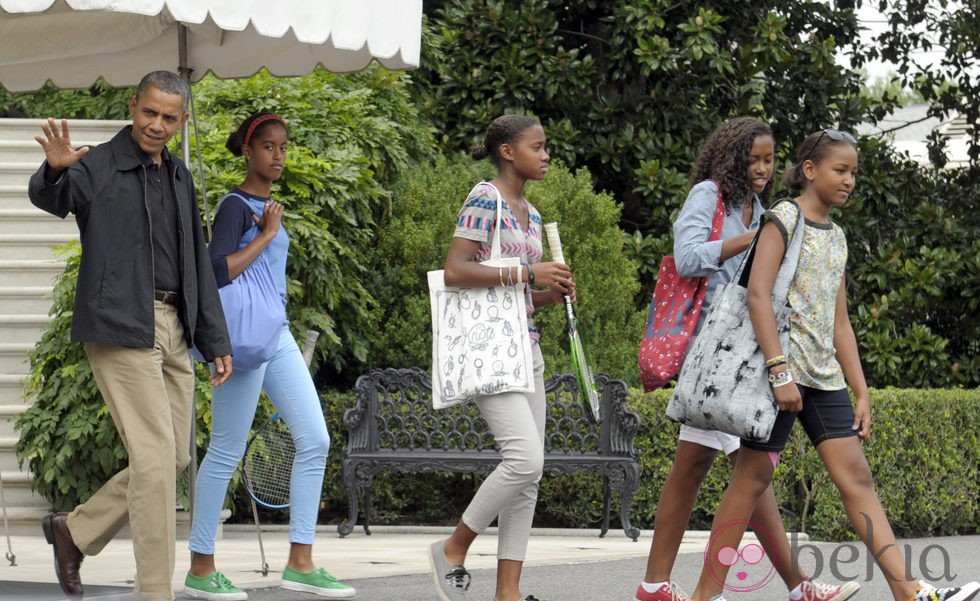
[428,182,535,409]
[665,199,805,442]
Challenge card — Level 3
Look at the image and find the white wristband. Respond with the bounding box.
[769,370,794,388]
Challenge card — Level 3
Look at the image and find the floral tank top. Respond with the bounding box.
[767,201,848,390]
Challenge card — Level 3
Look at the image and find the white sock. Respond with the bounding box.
[789,582,805,601]
[641,581,669,593]
[709,594,727,601]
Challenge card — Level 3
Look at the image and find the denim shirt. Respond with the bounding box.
[672,180,764,319]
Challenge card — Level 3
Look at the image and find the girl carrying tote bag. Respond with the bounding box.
[192,193,286,370]
[427,182,535,409]
[665,198,804,442]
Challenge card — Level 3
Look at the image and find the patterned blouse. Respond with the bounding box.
[453,182,544,340]
[767,201,848,390]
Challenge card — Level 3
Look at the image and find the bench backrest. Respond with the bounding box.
[343,368,640,458]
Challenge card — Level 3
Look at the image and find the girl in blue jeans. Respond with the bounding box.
[185,113,354,600]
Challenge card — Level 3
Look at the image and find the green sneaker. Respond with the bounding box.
[281,566,356,598]
[183,570,247,601]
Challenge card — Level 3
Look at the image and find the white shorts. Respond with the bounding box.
[678,424,740,455]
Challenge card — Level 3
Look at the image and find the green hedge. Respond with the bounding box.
[321,386,980,540]
[636,387,980,539]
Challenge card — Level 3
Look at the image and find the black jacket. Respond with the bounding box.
[28,126,232,360]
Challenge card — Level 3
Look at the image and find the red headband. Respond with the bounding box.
[243,114,286,147]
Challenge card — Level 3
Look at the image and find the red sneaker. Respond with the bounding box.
[636,582,690,601]
[799,579,861,601]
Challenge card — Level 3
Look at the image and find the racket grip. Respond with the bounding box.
[301,330,320,367]
[543,222,565,265]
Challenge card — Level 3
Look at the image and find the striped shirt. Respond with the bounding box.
[453,182,543,339]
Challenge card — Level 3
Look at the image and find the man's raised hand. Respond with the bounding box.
[35,118,89,180]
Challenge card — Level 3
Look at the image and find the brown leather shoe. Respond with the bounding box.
[42,512,84,598]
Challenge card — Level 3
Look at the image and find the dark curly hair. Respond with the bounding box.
[689,116,774,212]
[471,115,540,166]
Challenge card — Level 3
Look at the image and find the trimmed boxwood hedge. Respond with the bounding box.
[311,386,980,541]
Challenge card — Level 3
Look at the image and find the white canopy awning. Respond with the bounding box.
[0,0,423,92]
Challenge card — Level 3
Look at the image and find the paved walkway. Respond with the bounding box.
[0,525,703,597]
[2,526,978,601]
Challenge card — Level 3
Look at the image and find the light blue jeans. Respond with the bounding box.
[189,325,330,554]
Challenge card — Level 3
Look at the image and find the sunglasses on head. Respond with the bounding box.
[803,128,857,161]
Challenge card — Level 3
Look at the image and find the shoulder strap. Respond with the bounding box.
[770,199,805,301]
[735,198,803,291]
[215,191,252,214]
[468,181,504,261]
[216,191,260,236]
[706,183,725,243]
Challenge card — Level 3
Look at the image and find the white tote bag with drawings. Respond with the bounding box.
[428,182,536,409]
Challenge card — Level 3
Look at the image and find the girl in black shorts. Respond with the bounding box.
[685,130,980,601]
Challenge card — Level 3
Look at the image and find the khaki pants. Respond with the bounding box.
[461,343,546,562]
[67,302,194,600]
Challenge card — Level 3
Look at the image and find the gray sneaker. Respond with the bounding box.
[428,540,470,601]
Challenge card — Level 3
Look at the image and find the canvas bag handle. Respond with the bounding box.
[215,191,275,277]
[734,198,806,300]
[464,181,506,264]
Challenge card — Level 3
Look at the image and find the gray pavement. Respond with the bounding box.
[234,536,980,601]
[1,526,978,601]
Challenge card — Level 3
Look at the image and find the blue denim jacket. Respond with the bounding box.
[672,180,764,318]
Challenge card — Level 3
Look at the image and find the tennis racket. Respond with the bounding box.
[543,223,601,424]
[242,329,320,509]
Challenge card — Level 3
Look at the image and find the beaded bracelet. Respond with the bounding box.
[765,355,787,368]
[768,370,794,388]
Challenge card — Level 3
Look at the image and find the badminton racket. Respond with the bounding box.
[543,223,601,424]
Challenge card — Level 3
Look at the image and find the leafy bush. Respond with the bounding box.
[774,387,980,539]
[413,0,870,234]
[15,243,125,511]
[0,79,132,120]
[833,140,980,388]
[365,154,646,383]
[632,387,980,539]
[190,67,437,379]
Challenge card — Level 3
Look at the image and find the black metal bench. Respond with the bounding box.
[338,367,642,540]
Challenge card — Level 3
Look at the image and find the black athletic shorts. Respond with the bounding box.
[741,385,858,452]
